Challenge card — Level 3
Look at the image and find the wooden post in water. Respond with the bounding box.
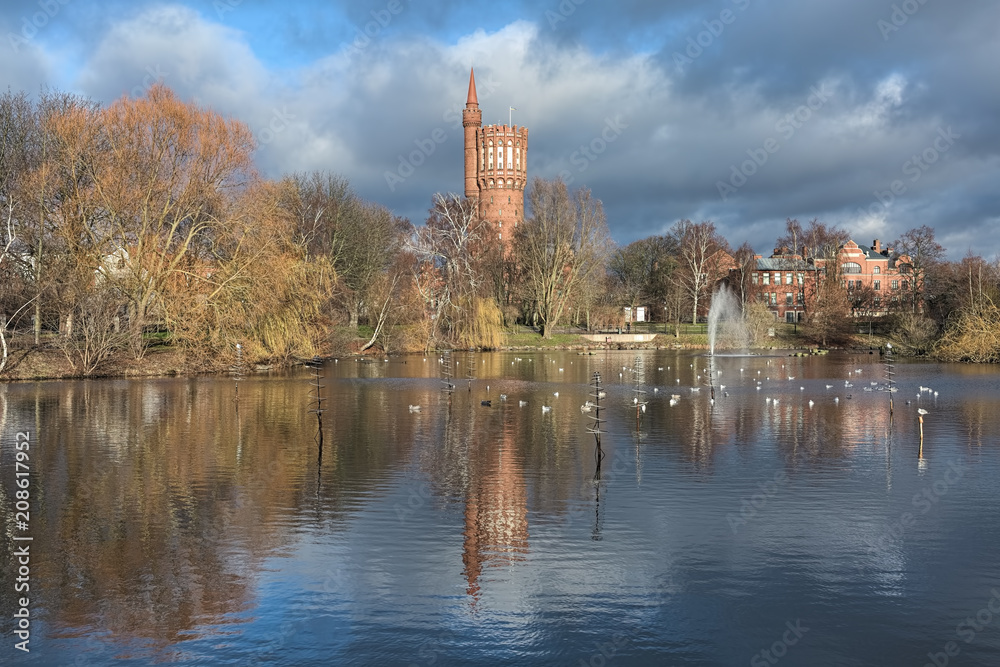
[307,356,326,458]
[232,342,245,404]
[885,343,895,415]
[918,408,927,458]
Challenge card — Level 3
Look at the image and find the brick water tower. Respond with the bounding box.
[463,68,528,245]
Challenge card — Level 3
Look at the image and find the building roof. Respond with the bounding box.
[855,244,889,260]
[756,257,814,271]
[466,67,478,107]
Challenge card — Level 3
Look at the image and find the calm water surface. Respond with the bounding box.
[2,350,1000,666]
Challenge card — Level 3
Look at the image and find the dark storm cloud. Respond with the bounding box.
[4,0,998,259]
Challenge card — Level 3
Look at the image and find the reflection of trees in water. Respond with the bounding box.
[0,374,424,655]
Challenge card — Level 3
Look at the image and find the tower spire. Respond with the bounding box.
[466,67,479,107]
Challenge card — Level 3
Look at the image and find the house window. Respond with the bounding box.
[797,292,804,305]
[773,273,780,283]
[902,280,909,291]
[874,296,880,307]
[785,293,793,305]
[770,293,777,305]
[785,273,793,285]
[752,272,759,285]
[873,266,881,274]
[842,262,862,274]
[892,279,899,290]
[797,272,803,285]
[786,311,795,323]
[874,280,880,291]
[762,273,770,285]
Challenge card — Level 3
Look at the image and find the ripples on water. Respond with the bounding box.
[1,350,1000,665]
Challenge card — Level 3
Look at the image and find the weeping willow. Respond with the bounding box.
[453,296,506,350]
[935,300,1000,363]
[166,254,335,367]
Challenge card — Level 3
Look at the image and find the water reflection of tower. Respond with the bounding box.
[461,421,529,602]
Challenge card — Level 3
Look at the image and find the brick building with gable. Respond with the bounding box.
[748,239,915,322]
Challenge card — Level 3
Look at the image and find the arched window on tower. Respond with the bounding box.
[507,140,513,169]
[481,141,485,171]
[498,180,504,188]
[516,147,520,171]
[488,141,493,171]
[507,179,513,189]
[497,145,503,170]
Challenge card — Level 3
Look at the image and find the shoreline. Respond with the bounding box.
[0,337,883,383]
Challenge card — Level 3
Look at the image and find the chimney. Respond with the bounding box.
[873,239,881,254]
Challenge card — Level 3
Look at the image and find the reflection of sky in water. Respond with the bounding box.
[2,350,1000,665]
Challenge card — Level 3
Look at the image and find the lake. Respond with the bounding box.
[2,349,1000,666]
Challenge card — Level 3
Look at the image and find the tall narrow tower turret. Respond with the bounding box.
[463,68,482,201]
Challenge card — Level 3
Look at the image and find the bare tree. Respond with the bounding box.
[608,235,679,323]
[730,241,757,308]
[802,218,849,261]
[515,178,612,338]
[286,172,409,329]
[848,282,880,339]
[410,193,501,347]
[775,217,804,256]
[670,219,730,324]
[892,225,945,314]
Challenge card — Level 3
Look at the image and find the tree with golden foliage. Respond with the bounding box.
[92,84,256,358]
[163,179,335,367]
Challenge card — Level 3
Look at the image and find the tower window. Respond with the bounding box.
[508,196,511,203]
[497,145,503,170]
[507,140,513,169]
[516,147,520,171]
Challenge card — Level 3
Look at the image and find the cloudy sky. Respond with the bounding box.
[3,0,997,259]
